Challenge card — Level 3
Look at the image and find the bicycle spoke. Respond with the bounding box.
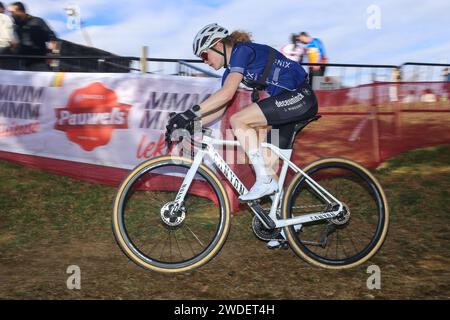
[341,231,349,258]
[169,230,173,262]
[346,228,361,255]
[173,230,184,261]
[181,227,198,256]
[159,229,171,260]
[335,230,339,260]
[186,224,205,247]
[349,236,359,255]
[148,231,164,256]
[325,234,331,257]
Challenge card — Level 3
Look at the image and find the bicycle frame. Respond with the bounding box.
[172,133,343,229]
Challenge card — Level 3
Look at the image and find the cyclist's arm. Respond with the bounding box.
[201,103,228,125]
[197,72,243,117]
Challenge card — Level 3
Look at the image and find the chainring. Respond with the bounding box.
[251,215,281,241]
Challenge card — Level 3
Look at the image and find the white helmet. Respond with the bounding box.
[193,23,229,57]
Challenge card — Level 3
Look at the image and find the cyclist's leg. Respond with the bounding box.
[229,103,268,153]
[229,103,278,200]
[260,83,318,174]
[230,83,319,201]
[229,104,273,177]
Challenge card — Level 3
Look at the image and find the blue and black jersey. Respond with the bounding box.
[222,42,308,96]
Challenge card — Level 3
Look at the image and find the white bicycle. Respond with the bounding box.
[112,115,389,273]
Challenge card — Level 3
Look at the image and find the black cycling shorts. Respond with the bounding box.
[257,82,318,126]
[257,82,318,149]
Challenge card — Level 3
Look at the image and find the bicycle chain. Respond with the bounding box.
[291,204,328,210]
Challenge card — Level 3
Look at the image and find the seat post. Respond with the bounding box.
[287,115,321,149]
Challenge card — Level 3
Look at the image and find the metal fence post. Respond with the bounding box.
[392,68,402,137]
[371,73,381,163]
[141,46,148,73]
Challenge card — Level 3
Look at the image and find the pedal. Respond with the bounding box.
[266,240,289,250]
[266,231,288,249]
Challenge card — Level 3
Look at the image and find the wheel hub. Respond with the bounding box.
[330,203,351,225]
[160,202,186,227]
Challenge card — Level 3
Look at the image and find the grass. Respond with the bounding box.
[0,144,449,299]
[0,167,114,248]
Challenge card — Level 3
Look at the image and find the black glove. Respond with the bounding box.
[165,108,199,148]
[167,109,198,131]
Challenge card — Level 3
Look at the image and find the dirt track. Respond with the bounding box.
[1,211,449,300]
[1,145,449,299]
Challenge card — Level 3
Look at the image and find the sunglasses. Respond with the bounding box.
[199,40,224,62]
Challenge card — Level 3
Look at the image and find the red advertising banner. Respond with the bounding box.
[0,71,449,213]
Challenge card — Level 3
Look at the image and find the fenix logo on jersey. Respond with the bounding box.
[274,59,292,69]
[54,82,131,151]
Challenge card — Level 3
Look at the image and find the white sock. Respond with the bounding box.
[248,148,272,184]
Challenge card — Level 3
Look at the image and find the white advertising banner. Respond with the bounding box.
[0,70,221,169]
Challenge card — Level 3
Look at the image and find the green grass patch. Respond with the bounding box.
[1,145,449,247]
[1,144,449,299]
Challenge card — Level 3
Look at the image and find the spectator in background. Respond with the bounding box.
[8,1,57,71]
[297,32,328,87]
[280,33,303,63]
[0,2,16,54]
[443,68,450,82]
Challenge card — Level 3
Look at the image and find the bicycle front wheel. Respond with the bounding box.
[112,155,231,273]
[282,157,389,269]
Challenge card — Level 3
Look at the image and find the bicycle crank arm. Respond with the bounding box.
[248,202,276,229]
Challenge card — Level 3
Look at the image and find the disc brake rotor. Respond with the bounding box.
[330,203,351,226]
[160,202,186,227]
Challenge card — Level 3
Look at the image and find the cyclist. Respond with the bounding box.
[167,23,318,201]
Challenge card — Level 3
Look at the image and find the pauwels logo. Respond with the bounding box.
[55,82,131,151]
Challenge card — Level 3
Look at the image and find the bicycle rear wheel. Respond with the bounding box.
[282,157,389,269]
[112,156,231,273]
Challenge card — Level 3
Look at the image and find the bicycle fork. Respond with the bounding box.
[171,150,205,212]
